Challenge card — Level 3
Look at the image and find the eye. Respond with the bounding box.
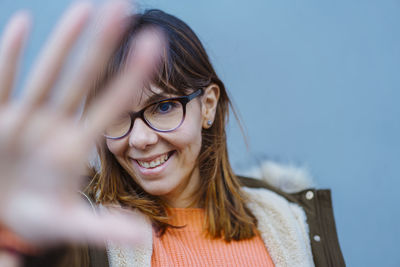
[158,102,172,113]
[155,101,178,114]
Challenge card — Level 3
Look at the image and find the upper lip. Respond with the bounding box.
[130,151,172,162]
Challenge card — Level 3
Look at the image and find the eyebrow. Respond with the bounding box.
[143,92,171,106]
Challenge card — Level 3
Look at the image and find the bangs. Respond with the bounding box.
[109,11,215,99]
[149,35,203,97]
[137,43,189,100]
[148,41,187,96]
[123,26,194,98]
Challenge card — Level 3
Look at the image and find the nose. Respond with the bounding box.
[128,118,158,150]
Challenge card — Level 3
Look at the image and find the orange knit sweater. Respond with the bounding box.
[151,208,275,267]
[1,209,275,266]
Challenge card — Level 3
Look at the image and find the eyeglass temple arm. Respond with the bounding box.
[186,88,203,101]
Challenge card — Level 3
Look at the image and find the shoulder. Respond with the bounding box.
[238,160,314,193]
[237,161,328,211]
[237,161,346,267]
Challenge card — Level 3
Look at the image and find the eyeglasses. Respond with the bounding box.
[104,89,203,139]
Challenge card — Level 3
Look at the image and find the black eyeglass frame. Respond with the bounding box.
[105,88,203,140]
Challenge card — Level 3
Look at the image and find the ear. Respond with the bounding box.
[201,84,220,129]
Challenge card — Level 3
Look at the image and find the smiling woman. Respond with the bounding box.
[80,9,343,267]
[86,9,254,237]
[0,4,345,267]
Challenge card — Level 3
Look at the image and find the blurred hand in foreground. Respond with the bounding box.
[0,0,155,247]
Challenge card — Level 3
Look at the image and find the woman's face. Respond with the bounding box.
[106,85,204,207]
[106,28,219,207]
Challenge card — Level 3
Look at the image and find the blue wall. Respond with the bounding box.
[1,0,399,266]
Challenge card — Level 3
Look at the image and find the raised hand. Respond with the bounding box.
[0,0,152,247]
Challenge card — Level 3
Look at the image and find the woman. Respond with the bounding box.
[0,3,345,267]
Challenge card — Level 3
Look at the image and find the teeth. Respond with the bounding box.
[137,153,170,169]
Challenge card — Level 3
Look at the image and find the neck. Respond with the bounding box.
[161,167,201,208]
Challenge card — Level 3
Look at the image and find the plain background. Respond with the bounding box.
[1,0,399,266]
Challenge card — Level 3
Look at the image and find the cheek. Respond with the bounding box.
[106,139,126,157]
[174,130,202,154]
[172,118,203,159]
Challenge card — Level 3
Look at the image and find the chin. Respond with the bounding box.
[139,180,176,196]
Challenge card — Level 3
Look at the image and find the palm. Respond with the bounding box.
[0,1,151,246]
[1,115,92,244]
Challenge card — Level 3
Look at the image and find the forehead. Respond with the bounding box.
[129,84,171,110]
[127,27,170,109]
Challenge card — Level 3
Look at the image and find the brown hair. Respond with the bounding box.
[85,9,256,241]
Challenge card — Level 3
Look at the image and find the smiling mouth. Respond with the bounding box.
[135,151,175,169]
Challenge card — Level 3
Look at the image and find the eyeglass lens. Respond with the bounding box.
[104,99,184,138]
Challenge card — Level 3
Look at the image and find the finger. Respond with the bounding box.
[0,12,31,104]
[57,0,132,116]
[81,28,165,145]
[56,205,149,246]
[81,64,146,146]
[22,203,148,246]
[0,251,21,267]
[22,1,93,110]
[4,196,147,246]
